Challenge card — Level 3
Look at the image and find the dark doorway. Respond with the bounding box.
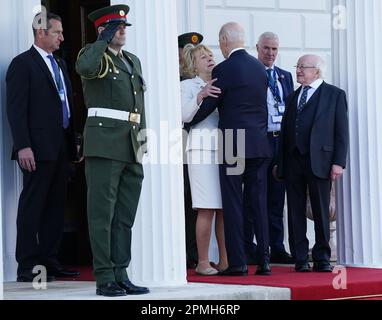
[41,0,110,266]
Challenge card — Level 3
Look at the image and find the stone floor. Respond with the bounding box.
[2,281,291,300]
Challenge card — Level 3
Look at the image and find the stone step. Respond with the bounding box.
[3,281,291,300]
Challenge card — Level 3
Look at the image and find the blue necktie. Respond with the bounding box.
[266,69,276,87]
[47,55,69,129]
[267,69,281,102]
[297,86,311,113]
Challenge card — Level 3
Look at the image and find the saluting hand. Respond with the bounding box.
[197,78,221,105]
[97,22,121,44]
[331,165,344,181]
[18,148,36,173]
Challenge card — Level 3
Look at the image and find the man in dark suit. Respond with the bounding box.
[244,32,295,265]
[275,54,349,272]
[6,12,80,282]
[187,22,272,276]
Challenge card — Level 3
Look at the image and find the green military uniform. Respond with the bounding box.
[76,5,146,287]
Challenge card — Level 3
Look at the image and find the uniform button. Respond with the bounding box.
[135,109,138,112]
[133,126,136,130]
[131,75,135,79]
[116,70,120,74]
[99,123,103,126]
[109,69,112,72]
[113,77,117,80]
[134,91,137,95]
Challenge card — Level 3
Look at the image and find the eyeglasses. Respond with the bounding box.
[294,65,317,70]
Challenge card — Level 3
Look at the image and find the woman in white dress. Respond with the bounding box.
[180,44,228,275]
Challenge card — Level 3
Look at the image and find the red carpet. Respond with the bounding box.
[63,265,382,300]
[187,266,382,300]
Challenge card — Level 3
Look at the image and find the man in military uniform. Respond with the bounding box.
[178,32,203,269]
[76,4,149,297]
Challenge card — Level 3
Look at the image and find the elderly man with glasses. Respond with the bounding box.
[274,54,349,273]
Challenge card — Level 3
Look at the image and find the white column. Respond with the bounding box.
[111,1,187,286]
[332,0,382,267]
[0,0,41,283]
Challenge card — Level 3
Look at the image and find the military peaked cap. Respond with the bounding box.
[178,32,204,48]
[88,4,132,28]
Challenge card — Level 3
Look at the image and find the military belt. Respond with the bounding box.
[88,108,141,124]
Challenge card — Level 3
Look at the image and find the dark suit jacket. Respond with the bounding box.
[274,66,294,103]
[6,46,76,161]
[188,49,271,159]
[277,81,349,179]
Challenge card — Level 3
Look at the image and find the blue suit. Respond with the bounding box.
[244,66,295,263]
[188,49,272,267]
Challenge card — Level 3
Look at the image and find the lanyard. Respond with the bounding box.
[268,69,282,104]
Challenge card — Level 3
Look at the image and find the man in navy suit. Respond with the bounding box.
[244,32,295,265]
[188,22,272,276]
[275,54,349,272]
[6,12,80,282]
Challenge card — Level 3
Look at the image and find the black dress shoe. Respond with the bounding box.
[49,269,80,278]
[255,263,271,276]
[295,262,311,273]
[117,279,150,295]
[218,266,248,276]
[313,262,333,273]
[96,282,127,297]
[17,273,55,282]
[270,251,295,264]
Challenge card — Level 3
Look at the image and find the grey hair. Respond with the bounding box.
[299,54,327,79]
[314,56,327,79]
[219,22,245,44]
[258,32,279,44]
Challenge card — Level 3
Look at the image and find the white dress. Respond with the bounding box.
[180,76,222,210]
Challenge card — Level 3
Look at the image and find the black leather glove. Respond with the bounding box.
[75,133,84,162]
[97,22,120,44]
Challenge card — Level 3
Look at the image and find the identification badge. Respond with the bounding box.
[272,115,283,124]
[278,103,285,114]
[59,89,66,102]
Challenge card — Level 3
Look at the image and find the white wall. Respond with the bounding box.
[179,0,332,82]
[0,0,40,282]
[177,0,333,260]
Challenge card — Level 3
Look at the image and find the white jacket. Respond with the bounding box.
[180,76,219,152]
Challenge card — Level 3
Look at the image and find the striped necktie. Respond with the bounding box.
[297,86,311,113]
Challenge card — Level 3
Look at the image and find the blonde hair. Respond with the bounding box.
[181,44,214,79]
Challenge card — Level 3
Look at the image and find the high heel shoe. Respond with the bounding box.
[195,266,218,276]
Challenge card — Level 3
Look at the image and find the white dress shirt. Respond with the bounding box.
[33,44,71,118]
[228,47,245,58]
[266,66,284,132]
[297,78,324,106]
